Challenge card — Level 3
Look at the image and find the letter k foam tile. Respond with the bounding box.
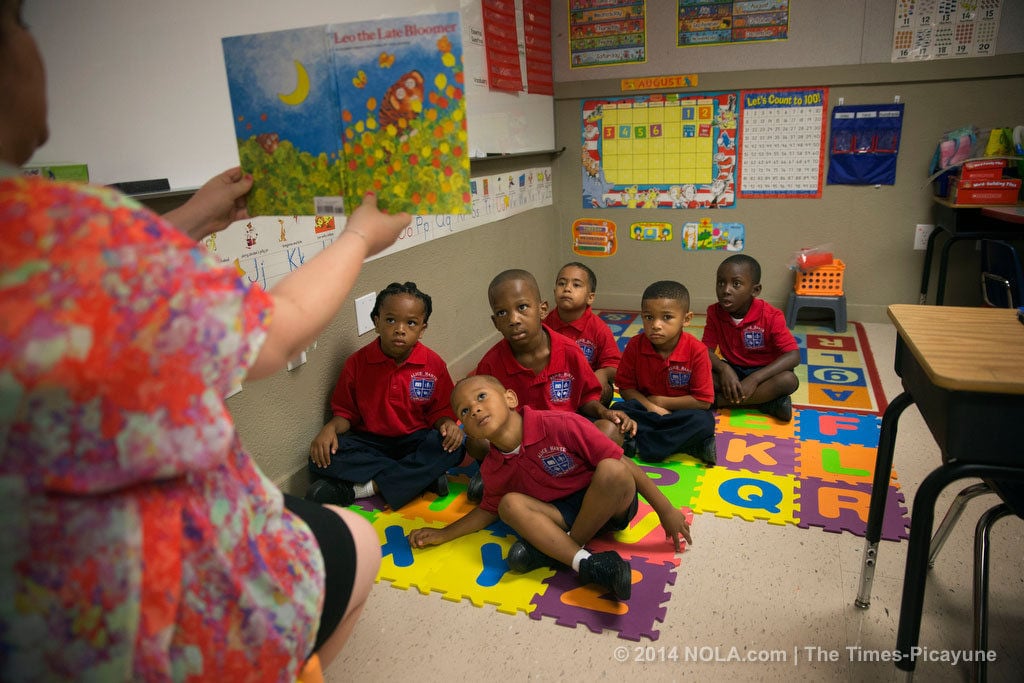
[693,466,799,526]
[529,557,676,641]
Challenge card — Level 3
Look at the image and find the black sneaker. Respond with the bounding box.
[691,435,717,466]
[428,473,450,497]
[306,478,355,506]
[506,539,552,573]
[622,435,638,459]
[466,470,484,503]
[579,551,632,601]
[759,395,793,423]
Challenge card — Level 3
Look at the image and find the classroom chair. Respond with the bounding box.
[927,480,1024,682]
[979,239,1024,308]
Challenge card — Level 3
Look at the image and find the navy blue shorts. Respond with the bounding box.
[551,486,639,534]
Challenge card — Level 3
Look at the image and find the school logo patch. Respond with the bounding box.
[549,373,574,404]
[743,325,767,350]
[667,364,692,388]
[409,372,438,402]
[576,338,596,362]
[538,446,575,477]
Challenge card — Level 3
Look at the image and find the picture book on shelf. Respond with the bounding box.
[222,12,471,217]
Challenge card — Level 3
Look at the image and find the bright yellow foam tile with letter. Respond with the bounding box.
[693,467,798,526]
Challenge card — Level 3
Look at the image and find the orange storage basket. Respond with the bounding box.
[794,259,845,296]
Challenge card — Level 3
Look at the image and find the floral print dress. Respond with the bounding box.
[0,176,323,681]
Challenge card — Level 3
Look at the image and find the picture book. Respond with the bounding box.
[222,12,471,217]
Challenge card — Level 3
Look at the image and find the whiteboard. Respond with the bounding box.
[25,0,554,190]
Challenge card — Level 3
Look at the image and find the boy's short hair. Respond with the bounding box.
[561,261,597,292]
[451,374,506,408]
[371,281,433,322]
[642,280,690,309]
[488,269,542,305]
[720,254,762,284]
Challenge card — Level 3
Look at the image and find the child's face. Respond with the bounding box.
[373,293,428,362]
[715,262,761,318]
[553,265,594,314]
[489,278,547,350]
[450,376,517,441]
[640,297,692,353]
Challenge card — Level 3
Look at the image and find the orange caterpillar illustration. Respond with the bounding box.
[378,70,424,129]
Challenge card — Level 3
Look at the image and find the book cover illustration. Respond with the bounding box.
[222,25,345,217]
[329,12,470,215]
[222,12,470,217]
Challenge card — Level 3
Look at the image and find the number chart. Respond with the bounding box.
[891,0,1003,62]
[738,87,828,199]
[581,92,738,210]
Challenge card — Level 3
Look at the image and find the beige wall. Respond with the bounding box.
[194,3,1024,492]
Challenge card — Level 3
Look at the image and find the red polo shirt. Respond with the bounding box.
[331,338,456,435]
[543,306,622,372]
[475,325,602,412]
[478,407,623,514]
[701,298,798,368]
[616,331,714,403]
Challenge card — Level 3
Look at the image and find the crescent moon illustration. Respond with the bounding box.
[278,60,310,106]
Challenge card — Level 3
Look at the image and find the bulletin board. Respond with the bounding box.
[581,91,738,209]
[25,0,555,191]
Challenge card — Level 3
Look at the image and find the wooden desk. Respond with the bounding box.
[855,304,1024,677]
[920,198,1024,305]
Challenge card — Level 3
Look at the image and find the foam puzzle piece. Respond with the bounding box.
[529,557,676,641]
[717,432,799,477]
[373,516,444,594]
[588,502,693,566]
[717,407,798,439]
[797,409,881,448]
[694,466,799,526]
[630,460,704,510]
[797,439,900,487]
[797,477,910,541]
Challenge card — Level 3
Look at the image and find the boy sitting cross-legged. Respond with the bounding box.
[407,375,692,601]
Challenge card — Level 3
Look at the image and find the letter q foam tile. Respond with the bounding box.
[693,466,799,526]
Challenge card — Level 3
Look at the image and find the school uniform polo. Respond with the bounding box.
[701,298,798,368]
[475,325,602,412]
[331,338,456,435]
[616,331,714,403]
[477,407,622,514]
[543,306,622,371]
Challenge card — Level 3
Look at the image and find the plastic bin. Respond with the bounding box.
[794,259,845,296]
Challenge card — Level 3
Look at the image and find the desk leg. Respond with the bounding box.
[856,391,914,608]
[918,225,942,304]
[934,234,967,306]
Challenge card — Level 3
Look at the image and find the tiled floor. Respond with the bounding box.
[328,321,1024,682]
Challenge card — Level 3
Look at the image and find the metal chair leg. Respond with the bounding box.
[973,503,1012,683]
[928,482,992,568]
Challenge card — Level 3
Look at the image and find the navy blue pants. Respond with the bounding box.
[617,399,715,463]
[310,428,464,510]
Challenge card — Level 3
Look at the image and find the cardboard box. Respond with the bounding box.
[960,159,1007,181]
[21,163,90,183]
[950,177,1021,205]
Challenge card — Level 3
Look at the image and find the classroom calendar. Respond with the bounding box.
[738,87,828,198]
[892,0,1002,62]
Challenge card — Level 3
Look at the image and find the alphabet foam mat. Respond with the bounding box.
[356,312,905,641]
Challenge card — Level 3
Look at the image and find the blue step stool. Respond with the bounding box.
[785,292,847,333]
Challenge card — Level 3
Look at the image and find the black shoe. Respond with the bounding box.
[759,395,793,423]
[428,473,450,497]
[622,435,637,459]
[579,550,632,601]
[306,478,355,506]
[506,540,552,573]
[691,436,717,466]
[466,470,484,503]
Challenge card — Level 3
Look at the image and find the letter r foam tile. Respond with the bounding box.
[693,467,799,526]
[796,478,909,541]
[529,557,676,641]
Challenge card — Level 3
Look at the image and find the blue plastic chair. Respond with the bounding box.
[979,239,1024,308]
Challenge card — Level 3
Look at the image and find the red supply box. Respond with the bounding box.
[960,159,1007,181]
[950,177,1021,205]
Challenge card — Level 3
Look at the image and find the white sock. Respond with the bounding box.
[352,481,375,498]
[572,548,591,573]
